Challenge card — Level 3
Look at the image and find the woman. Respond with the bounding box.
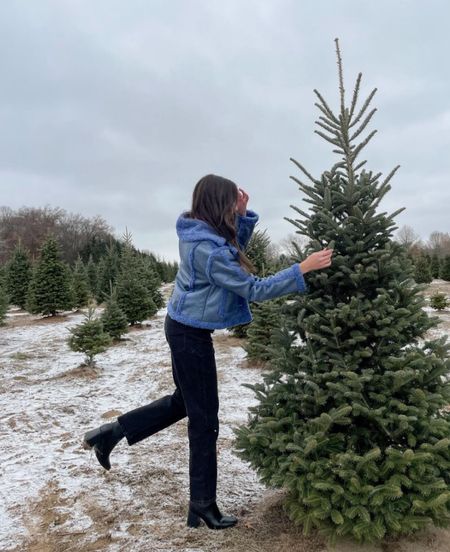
[83,174,333,530]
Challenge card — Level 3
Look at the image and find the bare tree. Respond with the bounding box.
[278,232,309,258]
[426,231,450,257]
[394,225,421,249]
[0,205,113,264]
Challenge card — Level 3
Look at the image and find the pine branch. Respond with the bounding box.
[369,171,383,183]
[289,174,317,194]
[349,72,362,121]
[349,108,377,142]
[315,120,341,136]
[334,38,346,119]
[314,130,342,147]
[289,204,312,220]
[290,157,320,184]
[354,160,367,171]
[318,115,341,131]
[349,88,378,129]
[314,102,341,123]
[313,90,338,123]
[350,130,378,163]
[379,165,401,189]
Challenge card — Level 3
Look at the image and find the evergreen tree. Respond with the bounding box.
[68,305,112,366]
[430,253,441,279]
[414,254,433,283]
[25,265,38,313]
[100,287,129,340]
[95,242,120,304]
[0,264,7,288]
[86,254,98,299]
[0,283,8,325]
[72,256,90,308]
[115,230,157,324]
[65,263,77,310]
[246,228,271,275]
[139,254,165,310]
[244,296,285,362]
[232,39,450,544]
[441,254,450,281]
[27,236,73,316]
[231,229,272,339]
[5,242,32,309]
[429,292,448,311]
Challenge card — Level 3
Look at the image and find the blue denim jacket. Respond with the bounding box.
[167,209,308,329]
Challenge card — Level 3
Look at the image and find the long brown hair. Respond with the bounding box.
[185,174,256,273]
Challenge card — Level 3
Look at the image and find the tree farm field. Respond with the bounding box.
[1,281,449,552]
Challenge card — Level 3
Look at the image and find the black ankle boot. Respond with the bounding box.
[187,500,238,529]
[82,421,125,470]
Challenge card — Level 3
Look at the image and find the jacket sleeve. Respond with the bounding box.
[205,247,308,302]
[235,209,259,251]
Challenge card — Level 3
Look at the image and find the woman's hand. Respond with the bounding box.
[235,187,249,216]
[300,248,334,274]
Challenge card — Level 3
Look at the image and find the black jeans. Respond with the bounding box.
[117,313,219,506]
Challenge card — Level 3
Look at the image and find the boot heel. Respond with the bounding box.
[83,428,101,449]
[187,509,201,528]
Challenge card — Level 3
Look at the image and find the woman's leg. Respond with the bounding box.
[116,316,188,446]
[116,385,186,446]
[166,322,219,506]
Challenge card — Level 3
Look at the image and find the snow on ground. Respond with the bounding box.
[1,280,449,552]
[0,283,270,551]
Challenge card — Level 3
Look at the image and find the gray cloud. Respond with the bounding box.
[0,0,448,261]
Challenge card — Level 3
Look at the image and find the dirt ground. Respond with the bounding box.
[1,281,449,552]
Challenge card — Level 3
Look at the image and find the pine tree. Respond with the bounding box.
[72,256,90,308]
[139,254,165,310]
[25,265,37,313]
[429,292,448,311]
[414,254,433,283]
[244,296,285,362]
[67,304,112,366]
[441,254,450,281]
[27,236,73,316]
[95,242,120,304]
[231,229,273,339]
[100,286,129,340]
[115,229,157,325]
[5,242,32,309]
[86,254,98,299]
[0,283,8,325]
[430,253,441,279]
[0,264,6,288]
[232,39,450,544]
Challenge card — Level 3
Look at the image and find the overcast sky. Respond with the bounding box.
[0,1,448,262]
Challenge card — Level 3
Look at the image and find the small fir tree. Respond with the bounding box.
[414,254,433,284]
[244,296,285,362]
[430,253,441,279]
[0,283,9,325]
[95,242,120,304]
[0,264,7,288]
[232,39,450,544]
[72,256,90,308]
[231,228,273,339]
[67,304,112,366]
[100,287,129,340]
[441,254,450,281]
[27,236,73,316]
[5,242,32,309]
[86,254,98,299]
[139,254,165,309]
[429,292,448,311]
[115,229,157,324]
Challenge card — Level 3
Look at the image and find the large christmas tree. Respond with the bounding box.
[233,39,450,544]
